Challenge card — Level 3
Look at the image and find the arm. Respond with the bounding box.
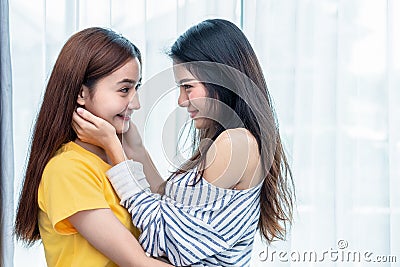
[107,162,232,266]
[72,108,164,192]
[118,120,164,192]
[42,150,173,267]
[130,147,164,193]
[106,160,260,266]
[68,209,172,267]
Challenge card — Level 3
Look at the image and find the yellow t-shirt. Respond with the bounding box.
[38,141,140,267]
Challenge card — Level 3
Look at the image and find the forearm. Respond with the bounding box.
[107,163,230,266]
[106,162,165,256]
[68,209,172,267]
[127,147,164,193]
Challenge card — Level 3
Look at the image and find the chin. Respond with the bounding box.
[123,125,131,134]
[117,127,129,134]
[194,119,208,129]
[114,123,130,134]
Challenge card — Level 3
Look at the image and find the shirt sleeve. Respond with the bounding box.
[42,157,110,234]
[106,160,238,266]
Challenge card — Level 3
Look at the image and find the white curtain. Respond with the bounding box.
[9,0,399,266]
[245,1,400,266]
[1,0,15,265]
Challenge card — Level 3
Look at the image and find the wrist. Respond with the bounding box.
[105,137,126,165]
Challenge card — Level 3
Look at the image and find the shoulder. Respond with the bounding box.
[43,144,107,187]
[45,148,88,174]
[203,128,261,189]
[46,142,105,172]
[212,128,260,164]
[215,128,259,149]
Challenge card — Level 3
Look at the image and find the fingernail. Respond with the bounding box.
[77,107,84,114]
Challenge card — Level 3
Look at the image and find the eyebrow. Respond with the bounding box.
[176,78,197,85]
[118,78,141,85]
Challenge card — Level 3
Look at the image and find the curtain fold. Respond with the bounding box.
[247,1,400,266]
[0,0,15,266]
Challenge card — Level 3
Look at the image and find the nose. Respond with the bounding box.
[178,88,189,107]
[128,92,140,110]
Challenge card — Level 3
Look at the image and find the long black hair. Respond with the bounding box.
[168,19,294,243]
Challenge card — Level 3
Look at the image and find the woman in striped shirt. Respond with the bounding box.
[73,19,295,266]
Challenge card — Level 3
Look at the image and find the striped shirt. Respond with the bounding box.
[107,160,262,266]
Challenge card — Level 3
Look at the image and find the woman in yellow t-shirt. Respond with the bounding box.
[14,27,172,267]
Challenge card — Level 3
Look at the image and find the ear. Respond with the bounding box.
[77,85,89,105]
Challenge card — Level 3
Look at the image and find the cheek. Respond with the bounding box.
[190,96,207,109]
[85,98,117,120]
[189,90,206,102]
[82,101,98,116]
[191,88,208,106]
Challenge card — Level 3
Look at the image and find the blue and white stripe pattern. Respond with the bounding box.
[107,160,262,267]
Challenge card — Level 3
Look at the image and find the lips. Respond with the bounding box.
[117,113,131,121]
[188,110,198,118]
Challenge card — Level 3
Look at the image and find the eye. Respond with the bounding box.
[181,84,192,90]
[120,87,130,93]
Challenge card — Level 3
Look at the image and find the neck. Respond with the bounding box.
[74,139,110,164]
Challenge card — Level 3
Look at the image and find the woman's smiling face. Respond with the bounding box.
[174,64,213,129]
[78,58,141,134]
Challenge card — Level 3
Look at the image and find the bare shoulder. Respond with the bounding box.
[203,128,262,189]
[215,128,259,149]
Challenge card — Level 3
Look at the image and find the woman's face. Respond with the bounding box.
[174,64,213,129]
[78,58,141,134]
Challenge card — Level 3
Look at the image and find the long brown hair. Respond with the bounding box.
[168,19,295,243]
[14,27,141,245]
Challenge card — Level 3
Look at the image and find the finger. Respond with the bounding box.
[72,111,82,124]
[76,107,102,127]
[71,120,78,132]
[72,112,85,137]
[71,117,82,132]
[72,112,81,129]
[73,111,90,129]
